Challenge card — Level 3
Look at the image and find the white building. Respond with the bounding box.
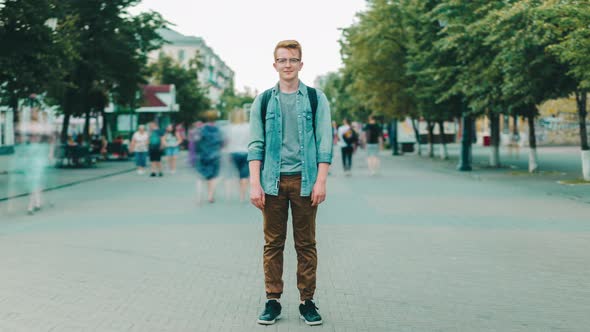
[151,28,234,105]
[0,107,15,154]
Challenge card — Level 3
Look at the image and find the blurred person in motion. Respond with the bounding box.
[363,115,384,176]
[194,111,223,204]
[187,121,202,169]
[337,118,357,176]
[218,121,234,201]
[147,121,164,177]
[331,120,338,145]
[249,40,332,326]
[130,125,149,175]
[13,106,55,215]
[99,135,108,160]
[227,109,250,202]
[163,124,183,174]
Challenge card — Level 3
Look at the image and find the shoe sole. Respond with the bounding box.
[300,315,322,326]
[257,314,281,325]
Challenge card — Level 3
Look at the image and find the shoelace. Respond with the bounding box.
[302,301,319,313]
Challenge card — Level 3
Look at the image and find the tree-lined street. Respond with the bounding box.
[2,1,590,331]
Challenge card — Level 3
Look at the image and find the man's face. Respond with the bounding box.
[273,48,303,81]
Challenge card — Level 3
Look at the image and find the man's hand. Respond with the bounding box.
[311,180,326,207]
[250,182,266,211]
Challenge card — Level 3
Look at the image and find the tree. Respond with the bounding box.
[0,0,78,121]
[340,0,414,122]
[540,1,590,180]
[404,0,464,160]
[148,53,210,128]
[483,1,574,172]
[218,82,254,120]
[434,0,515,166]
[49,0,167,142]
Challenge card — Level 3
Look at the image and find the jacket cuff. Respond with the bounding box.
[248,151,264,162]
[317,153,332,164]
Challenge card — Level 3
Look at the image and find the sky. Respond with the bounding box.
[129,0,367,94]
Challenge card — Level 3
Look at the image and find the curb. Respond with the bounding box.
[0,167,135,202]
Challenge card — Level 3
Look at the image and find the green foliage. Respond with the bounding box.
[218,82,254,120]
[340,0,413,121]
[339,0,589,124]
[0,0,168,141]
[541,1,590,90]
[148,53,210,125]
[316,71,367,123]
[0,0,79,109]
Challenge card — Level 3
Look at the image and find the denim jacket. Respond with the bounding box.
[248,81,333,196]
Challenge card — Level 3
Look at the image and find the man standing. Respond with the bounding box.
[248,40,332,326]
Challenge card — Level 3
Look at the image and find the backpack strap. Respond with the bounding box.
[307,87,318,143]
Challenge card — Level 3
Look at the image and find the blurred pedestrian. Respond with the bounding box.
[249,40,332,326]
[194,111,223,203]
[99,135,108,160]
[363,115,383,176]
[164,124,183,174]
[337,118,357,176]
[148,121,164,177]
[14,108,55,215]
[332,120,338,145]
[227,110,250,202]
[130,124,149,174]
[187,121,203,168]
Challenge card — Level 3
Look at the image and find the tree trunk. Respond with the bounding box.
[438,121,448,160]
[411,118,422,156]
[427,121,435,158]
[83,111,91,145]
[390,119,399,155]
[575,90,589,180]
[61,113,70,144]
[458,114,473,171]
[9,94,19,125]
[513,114,519,136]
[527,112,539,173]
[100,110,105,136]
[490,113,500,167]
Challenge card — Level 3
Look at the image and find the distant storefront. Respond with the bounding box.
[104,84,178,139]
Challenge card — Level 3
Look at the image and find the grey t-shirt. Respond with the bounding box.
[279,91,302,174]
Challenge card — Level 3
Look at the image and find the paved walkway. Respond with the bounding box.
[0,148,135,201]
[0,149,589,331]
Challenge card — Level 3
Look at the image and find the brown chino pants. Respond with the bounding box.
[263,174,318,301]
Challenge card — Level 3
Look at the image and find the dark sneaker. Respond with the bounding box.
[150,172,156,177]
[257,299,281,325]
[299,300,322,326]
[158,172,163,177]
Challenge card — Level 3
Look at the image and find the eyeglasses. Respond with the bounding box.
[275,58,301,65]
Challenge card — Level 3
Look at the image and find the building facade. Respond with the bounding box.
[151,28,234,105]
[0,106,15,154]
